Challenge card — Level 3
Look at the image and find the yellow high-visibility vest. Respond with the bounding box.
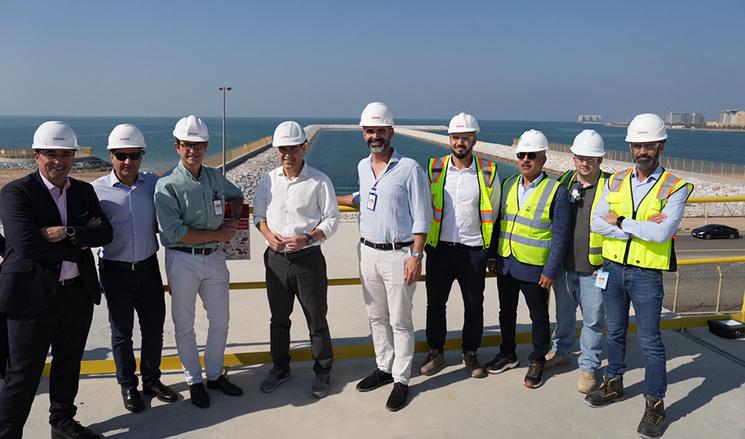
[558,170,609,266]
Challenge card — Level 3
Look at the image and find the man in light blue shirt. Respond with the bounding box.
[93,124,178,413]
[337,102,431,412]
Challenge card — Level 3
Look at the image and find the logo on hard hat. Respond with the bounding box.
[52,137,65,141]
[372,116,381,120]
[638,131,648,134]
[120,137,130,141]
[188,131,198,136]
[280,135,289,138]
[456,124,465,128]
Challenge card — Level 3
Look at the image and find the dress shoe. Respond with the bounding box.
[189,383,210,408]
[207,374,244,396]
[51,419,102,439]
[385,383,409,412]
[121,387,145,413]
[311,373,330,399]
[356,369,393,392]
[143,380,179,403]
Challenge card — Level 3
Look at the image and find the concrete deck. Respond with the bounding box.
[17,220,745,438]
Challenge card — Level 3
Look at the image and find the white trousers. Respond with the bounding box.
[165,249,230,385]
[359,244,416,385]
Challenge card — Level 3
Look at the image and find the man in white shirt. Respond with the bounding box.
[253,121,340,399]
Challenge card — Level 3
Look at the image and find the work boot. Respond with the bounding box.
[544,351,570,369]
[577,370,596,394]
[637,395,666,439]
[419,349,445,376]
[462,351,487,378]
[585,375,624,407]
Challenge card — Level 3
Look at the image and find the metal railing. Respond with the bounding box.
[0,146,94,159]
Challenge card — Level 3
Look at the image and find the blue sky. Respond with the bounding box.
[2,0,744,121]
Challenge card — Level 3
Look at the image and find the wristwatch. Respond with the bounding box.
[64,226,76,239]
[410,250,423,260]
[616,216,626,229]
[304,233,314,246]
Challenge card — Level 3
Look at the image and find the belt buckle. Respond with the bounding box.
[131,262,137,271]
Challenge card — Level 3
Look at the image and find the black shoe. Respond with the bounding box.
[260,368,291,393]
[385,383,409,412]
[356,369,394,392]
[637,395,666,439]
[585,375,625,408]
[311,373,330,399]
[51,419,102,439]
[189,383,210,408]
[143,380,179,403]
[523,362,544,389]
[485,354,519,374]
[207,374,244,396]
[121,387,145,413]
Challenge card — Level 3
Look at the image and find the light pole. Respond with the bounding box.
[219,85,232,174]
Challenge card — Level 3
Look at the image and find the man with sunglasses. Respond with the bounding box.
[485,129,570,390]
[154,115,245,408]
[543,130,610,394]
[0,121,112,438]
[92,124,178,414]
[587,113,692,439]
[419,113,500,380]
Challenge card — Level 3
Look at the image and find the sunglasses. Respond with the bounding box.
[113,151,144,161]
[516,152,538,160]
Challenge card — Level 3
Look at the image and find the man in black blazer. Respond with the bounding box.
[0,121,112,439]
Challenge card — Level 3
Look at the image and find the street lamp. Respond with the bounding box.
[219,85,232,174]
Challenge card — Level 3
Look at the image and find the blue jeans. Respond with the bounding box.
[550,270,605,372]
[602,260,666,399]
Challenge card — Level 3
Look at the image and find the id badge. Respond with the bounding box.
[367,192,378,211]
[595,269,609,290]
[213,198,224,216]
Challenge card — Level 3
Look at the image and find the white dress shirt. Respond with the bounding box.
[440,159,482,246]
[253,162,340,246]
[39,173,80,281]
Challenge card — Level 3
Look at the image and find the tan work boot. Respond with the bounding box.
[462,351,487,378]
[420,350,445,376]
[544,351,570,369]
[577,370,596,394]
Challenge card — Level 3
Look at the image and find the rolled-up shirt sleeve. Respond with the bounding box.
[591,182,631,239]
[620,185,691,243]
[252,174,270,227]
[315,176,340,240]
[154,181,188,246]
[407,165,433,234]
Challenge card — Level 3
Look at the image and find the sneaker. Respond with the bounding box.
[485,354,519,374]
[356,369,394,392]
[585,376,625,407]
[523,362,544,389]
[577,370,597,394]
[260,368,291,393]
[385,383,409,412]
[544,351,570,369]
[207,374,244,396]
[637,395,666,439]
[419,349,445,376]
[312,373,330,399]
[462,351,487,379]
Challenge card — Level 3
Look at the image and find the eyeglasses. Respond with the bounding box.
[178,142,207,151]
[113,151,144,161]
[39,150,74,160]
[573,155,598,163]
[517,152,538,160]
[630,142,660,151]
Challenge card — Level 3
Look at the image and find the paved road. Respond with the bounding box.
[676,232,745,259]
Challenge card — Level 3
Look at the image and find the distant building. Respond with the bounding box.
[577,115,602,123]
[720,109,739,126]
[737,111,745,127]
[667,112,706,127]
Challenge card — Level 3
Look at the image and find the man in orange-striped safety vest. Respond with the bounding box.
[420,113,500,379]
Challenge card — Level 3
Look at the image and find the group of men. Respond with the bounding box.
[0,103,689,439]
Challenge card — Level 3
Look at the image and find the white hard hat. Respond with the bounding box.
[570,130,605,157]
[272,121,307,147]
[173,115,209,142]
[359,102,394,127]
[448,112,480,134]
[515,129,549,153]
[625,113,667,143]
[32,121,78,150]
[107,124,146,150]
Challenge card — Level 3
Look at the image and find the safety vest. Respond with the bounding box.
[497,173,561,266]
[426,155,497,248]
[601,168,693,271]
[558,169,609,266]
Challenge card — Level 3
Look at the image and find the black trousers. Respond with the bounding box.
[0,280,94,438]
[497,272,550,365]
[99,256,165,389]
[264,247,333,375]
[425,243,487,352]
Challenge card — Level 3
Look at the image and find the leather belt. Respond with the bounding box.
[101,254,158,272]
[439,241,483,250]
[171,246,218,256]
[58,276,79,287]
[360,238,413,251]
[271,246,320,260]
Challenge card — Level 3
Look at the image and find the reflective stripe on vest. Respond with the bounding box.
[497,174,560,265]
[426,155,497,248]
[601,168,693,271]
[558,169,608,266]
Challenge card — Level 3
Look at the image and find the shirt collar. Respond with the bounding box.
[107,169,144,187]
[520,172,546,189]
[631,165,663,183]
[275,161,309,180]
[447,155,476,173]
[39,171,70,194]
[177,161,201,181]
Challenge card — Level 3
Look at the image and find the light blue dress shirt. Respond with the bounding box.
[517,172,547,207]
[591,165,691,243]
[352,150,432,243]
[92,170,160,263]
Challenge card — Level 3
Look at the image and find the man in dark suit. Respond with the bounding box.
[0,121,112,439]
